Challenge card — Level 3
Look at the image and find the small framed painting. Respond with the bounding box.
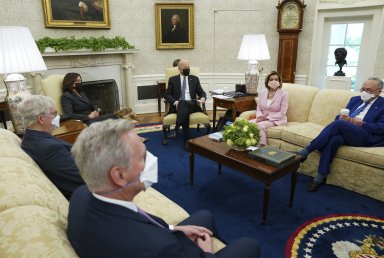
[155,3,194,49]
[42,0,111,29]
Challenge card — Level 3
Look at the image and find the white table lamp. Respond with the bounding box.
[237,34,270,94]
[0,26,47,133]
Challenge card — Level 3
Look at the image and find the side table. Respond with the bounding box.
[0,101,9,129]
[52,120,86,144]
[212,95,256,130]
[157,82,166,115]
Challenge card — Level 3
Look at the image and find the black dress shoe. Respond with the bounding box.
[168,131,177,139]
[307,180,323,192]
[293,151,308,163]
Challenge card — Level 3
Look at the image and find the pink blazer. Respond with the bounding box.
[255,88,288,126]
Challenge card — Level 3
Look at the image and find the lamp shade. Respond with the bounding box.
[0,26,47,74]
[237,34,270,61]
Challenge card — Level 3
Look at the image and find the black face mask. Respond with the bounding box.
[75,82,83,91]
[183,68,190,76]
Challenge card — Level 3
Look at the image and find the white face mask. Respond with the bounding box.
[98,151,158,195]
[360,91,374,102]
[268,80,280,89]
[140,151,158,191]
[52,115,60,129]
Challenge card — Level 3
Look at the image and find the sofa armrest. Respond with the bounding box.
[239,110,256,120]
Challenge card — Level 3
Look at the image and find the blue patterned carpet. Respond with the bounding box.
[139,129,384,258]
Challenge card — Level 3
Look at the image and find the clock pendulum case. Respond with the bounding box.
[276,0,306,83]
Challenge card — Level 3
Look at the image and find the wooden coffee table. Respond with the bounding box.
[53,120,86,144]
[187,135,301,224]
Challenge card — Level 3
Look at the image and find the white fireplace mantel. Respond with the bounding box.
[32,49,139,108]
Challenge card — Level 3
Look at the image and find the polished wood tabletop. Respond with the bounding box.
[53,120,86,144]
[187,135,301,224]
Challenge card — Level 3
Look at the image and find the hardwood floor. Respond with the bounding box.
[133,110,227,125]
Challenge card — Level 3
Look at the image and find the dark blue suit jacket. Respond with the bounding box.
[21,129,84,199]
[67,186,215,258]
[61,91,96,122]
[164,75,207,114]
[336,96,384,146]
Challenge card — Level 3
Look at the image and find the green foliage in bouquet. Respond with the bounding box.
[222,119,261,149]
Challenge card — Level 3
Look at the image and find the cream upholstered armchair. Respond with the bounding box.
[162,67,211,145]
[40,74,65,115]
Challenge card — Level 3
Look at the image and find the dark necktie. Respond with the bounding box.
[138,208,166,229]
[350,102,369,118]
[180,76,186,100]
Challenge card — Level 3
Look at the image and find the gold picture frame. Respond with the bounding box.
[42,0,111,29]
[155,3,194,49]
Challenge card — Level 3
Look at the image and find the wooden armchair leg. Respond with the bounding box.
[162,125,170,145]
[205,123,211,135]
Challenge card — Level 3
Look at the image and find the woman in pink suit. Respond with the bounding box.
[250,71,288,146]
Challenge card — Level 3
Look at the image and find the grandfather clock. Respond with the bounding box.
[276,0,306,83]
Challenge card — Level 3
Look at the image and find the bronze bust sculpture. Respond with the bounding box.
[334,48,347,76]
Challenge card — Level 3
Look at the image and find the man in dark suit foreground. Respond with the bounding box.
[164,59,207,142]
[18,95,84,199]
[297,77,384,191]
[67,119,260,258]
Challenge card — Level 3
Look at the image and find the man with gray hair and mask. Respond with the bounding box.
[18,95,84,199]
[67,119,260,258]
[296,77,384,192]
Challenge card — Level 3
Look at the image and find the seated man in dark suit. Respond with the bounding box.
[164,59,206,142]
[18,95,84,199]
[67,119,260,258]
[297,77,384,192]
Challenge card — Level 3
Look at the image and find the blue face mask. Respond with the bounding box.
[98,151,158,195]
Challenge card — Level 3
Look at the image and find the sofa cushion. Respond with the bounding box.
[0,158,69,220]
[281,122,325,147]
[0,206,77,258]
[266,122,301,139]
[163,112,210,126]
[282,83,319,123]
[307,89,358,126]
[335,146,384,169]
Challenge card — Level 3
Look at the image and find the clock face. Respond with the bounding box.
[280,3,300,29]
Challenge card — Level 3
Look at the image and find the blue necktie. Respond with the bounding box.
[350,102,369,118]
[180,76,186,100]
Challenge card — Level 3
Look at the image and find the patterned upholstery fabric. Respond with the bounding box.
[307,89,358,126]
[163,112,210,126]
[0,206,78,258]
[238,84,384,202]
[0,128,225,254]
[40,74,65,115]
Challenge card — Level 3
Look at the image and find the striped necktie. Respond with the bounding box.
[137,208,166,229]
[350,102,369,118]
[180,76,186,100]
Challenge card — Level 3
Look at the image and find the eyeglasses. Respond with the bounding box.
[359,88,380,94]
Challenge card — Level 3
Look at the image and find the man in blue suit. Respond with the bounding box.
[297,77,384,191]
[164,59,207,142]
[18,95,84,199]
[67,119,260,258]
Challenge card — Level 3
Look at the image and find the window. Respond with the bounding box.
[326,23,364,90]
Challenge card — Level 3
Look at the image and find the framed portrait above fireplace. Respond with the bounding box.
[42,0,111,29]
[155,3,194,49]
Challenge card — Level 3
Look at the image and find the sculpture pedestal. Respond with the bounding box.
[324,76,351,91]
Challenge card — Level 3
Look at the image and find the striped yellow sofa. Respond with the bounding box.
[0,128,224,257]
[240,83,384,202]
